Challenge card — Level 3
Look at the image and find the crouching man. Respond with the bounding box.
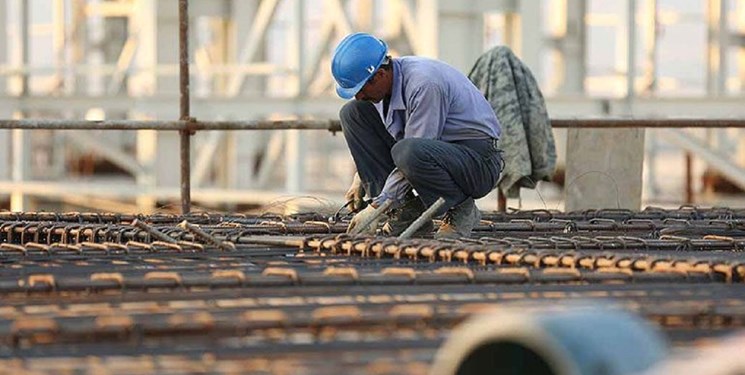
[332,33,503,239]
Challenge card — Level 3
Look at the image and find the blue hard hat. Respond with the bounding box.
[331,33,388,99]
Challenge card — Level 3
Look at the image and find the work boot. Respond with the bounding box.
[382,194,434,237]
[435,198,481,239]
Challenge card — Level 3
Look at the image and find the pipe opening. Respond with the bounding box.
[455,341,556,375]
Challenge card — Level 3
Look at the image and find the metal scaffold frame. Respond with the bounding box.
[1,0,745,214]
[0,0,449,213]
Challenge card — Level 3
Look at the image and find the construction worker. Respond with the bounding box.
[332,32,503,239]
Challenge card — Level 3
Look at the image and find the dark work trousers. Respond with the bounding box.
[339,100,503,215]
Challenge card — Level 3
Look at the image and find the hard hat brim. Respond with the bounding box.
[333,45,387,100]
[335,79,367,100]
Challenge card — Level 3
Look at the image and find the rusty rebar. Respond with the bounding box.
[348,200,394,235]
[131,219,178,244]
[178,220,235,251]
[398,197,445,239]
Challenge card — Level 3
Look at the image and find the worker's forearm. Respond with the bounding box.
[372,168,411,208]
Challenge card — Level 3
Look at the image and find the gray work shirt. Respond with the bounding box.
[373,57,502,206]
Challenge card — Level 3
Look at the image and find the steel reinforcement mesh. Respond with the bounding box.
[1,206,745,374]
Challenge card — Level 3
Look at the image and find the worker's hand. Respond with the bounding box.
[347,204,380,235]
[345,172,366,211]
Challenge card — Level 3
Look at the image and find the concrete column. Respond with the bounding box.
[565,0,645,211]
[518,0,543,83]
[154,131,181,189]
[415,0,438,58]
[642,0,659,198]
[435,0,484,73]
[10,0,31,211]
[558,0,587,95]
[150,0,184,190]
[130,0,158,211]
[285,130,303,195]
[737,1,745,168]
[641,0,657,94]
[230,0,268,96]
[11,127,32,211]
[155,0,181,93]
[285,0,306,195]
[85,0,105,95]
[565,129,645,211]
[0,2,9,181]
[52,0,67,95]
[706,0,728,96]
[626,0,637,105]
[136,128,157,212]
[0,2,7,91]
[738,2,745,91]
[69,0,87,94]
[130,0,157,96]
[231,0,269,190]
[551,0,587,188]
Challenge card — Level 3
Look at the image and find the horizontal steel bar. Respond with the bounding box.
[0,119,340,131]
[550,118,745,128]
[1,118,745,131]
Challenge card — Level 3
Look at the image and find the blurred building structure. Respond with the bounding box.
[0,0,744,213]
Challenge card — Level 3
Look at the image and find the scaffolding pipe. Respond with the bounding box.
[0,119,339,130]
[550,119,745,128]
[1,118,745,131]
[179,0,192,214]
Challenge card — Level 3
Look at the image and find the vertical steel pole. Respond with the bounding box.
[685,152,694,204]
[179,0,191,214]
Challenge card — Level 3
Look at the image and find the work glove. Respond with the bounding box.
[347,204,381,235]
[345,172,366,211]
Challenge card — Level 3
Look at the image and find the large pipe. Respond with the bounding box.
[430,305,667,375]
[640,332,745,375]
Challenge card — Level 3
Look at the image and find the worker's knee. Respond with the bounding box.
[391,138,426,172]
[339,100,370,127]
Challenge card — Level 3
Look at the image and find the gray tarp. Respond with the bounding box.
[468,46,557,198]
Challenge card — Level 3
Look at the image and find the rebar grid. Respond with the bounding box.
[1,206,744,363]
[1,3,743,373]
